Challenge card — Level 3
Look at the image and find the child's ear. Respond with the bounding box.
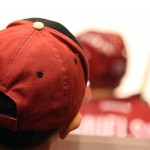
[58,112,82,139]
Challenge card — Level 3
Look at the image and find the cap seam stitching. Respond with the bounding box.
[42,30,69,112]
[3,29,35,88]
[46,27,89,83]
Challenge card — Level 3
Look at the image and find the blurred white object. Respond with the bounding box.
[114,50,150,105]
[140,54,150,104]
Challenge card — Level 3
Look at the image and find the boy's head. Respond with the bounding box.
[77,31,127,89]
[0,18,89,149]
[76,31,127,99]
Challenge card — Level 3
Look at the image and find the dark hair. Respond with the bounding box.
[0,92,56,149]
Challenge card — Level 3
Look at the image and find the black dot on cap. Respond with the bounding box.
[74,58,78,64]
[37,71,43,78]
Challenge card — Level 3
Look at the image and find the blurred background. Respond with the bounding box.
[1,0,150,149]
[1,0,150,98]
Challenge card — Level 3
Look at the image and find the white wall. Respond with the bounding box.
[1,0,150,102]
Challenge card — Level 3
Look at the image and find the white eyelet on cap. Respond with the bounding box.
[33,22,44,30]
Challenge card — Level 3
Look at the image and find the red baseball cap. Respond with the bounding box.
[77,31,127,88]
[0,18,89,131]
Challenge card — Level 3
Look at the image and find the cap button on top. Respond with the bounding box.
[33,22,44,30]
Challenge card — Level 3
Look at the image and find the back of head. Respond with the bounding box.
[0,18,89,149]
[77,31,127,88]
